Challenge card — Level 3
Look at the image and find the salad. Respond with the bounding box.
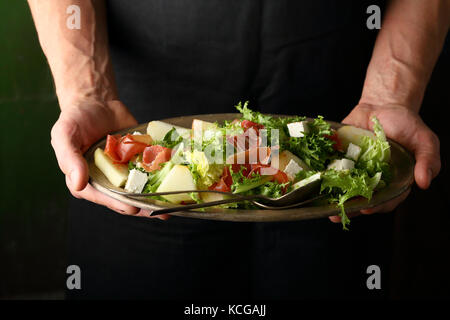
[94,102,391,229]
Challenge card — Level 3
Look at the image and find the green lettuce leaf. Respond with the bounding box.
[228,164,289,208]
[357,117,391,181]
[258,181,289,199]
[185,150,224,189]
[236,102,336,170]
[236,101,305,144]
[157,127,184,149]
[321,169,382,230]
[142,161,175,194]
[230,165,271,194]
[285,133,335,171]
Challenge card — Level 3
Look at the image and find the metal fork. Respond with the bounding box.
[108,179,323,216]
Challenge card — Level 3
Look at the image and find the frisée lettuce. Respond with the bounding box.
[234,103,391,229]
[321,169,382,230]
[357,117,391,181]
[185,150,224,190]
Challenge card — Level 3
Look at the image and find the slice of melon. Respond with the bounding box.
[146,121,191,141]
[94,148,129,187]
[131,134,152,145]
[201,192,229,203]
[192,119,218,142]
[271,150,310,171]
[192,119,217,132]
[337,125,375,150]
[156,165,197,204]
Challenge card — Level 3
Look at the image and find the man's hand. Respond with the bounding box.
[329,103,441,223]
[51,99,169,220]
[27,1,169,218]
[326,0,448,224]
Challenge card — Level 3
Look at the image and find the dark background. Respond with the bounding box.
[0,1,67,298]
[0,2,448,299]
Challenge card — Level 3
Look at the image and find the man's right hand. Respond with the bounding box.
[51,99,169,220]
[27,1,169,219]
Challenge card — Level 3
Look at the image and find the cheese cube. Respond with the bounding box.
[283,159,303,181]
[125,169,148,193]
[272,150,310,171]
[327,159,355,171]
[340,158,355,170]
[287,121,309,138]
[346,143,361,161]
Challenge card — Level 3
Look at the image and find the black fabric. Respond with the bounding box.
[67,0,392,299]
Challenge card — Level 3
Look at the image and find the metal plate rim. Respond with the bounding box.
[84,113,415,222]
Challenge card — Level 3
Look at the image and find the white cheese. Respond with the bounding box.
[287,121,309,138]
[132,131,143,135]
[346,143,361,161]
[293,172,322,189]
[327,158,355,171]
[340,158,355,170]
[283,159,303,181]
[125,169,148,193]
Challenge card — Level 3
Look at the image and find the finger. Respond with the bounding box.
[329,215,341,223]
[360,188,411,214]
[413,130,441,189]
[51,120,89,192]
[68,177,140,215]
[328,211,361,223]
[134,209,171,221]
[341,104,373,129]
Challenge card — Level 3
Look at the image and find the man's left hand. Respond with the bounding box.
[329,103,441,223]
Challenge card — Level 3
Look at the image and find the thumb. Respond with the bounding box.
[51,119,89,191]
[412,129,441,189]
[341,104,374,129]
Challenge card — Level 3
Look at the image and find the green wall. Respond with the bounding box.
[0,1,68,298]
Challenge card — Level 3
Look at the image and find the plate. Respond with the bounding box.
[84,113,415,222]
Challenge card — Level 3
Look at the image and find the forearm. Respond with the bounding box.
[360,0,450,112]
[28,0,117,110]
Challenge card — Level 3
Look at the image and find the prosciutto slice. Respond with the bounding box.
[142,145,172,172]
